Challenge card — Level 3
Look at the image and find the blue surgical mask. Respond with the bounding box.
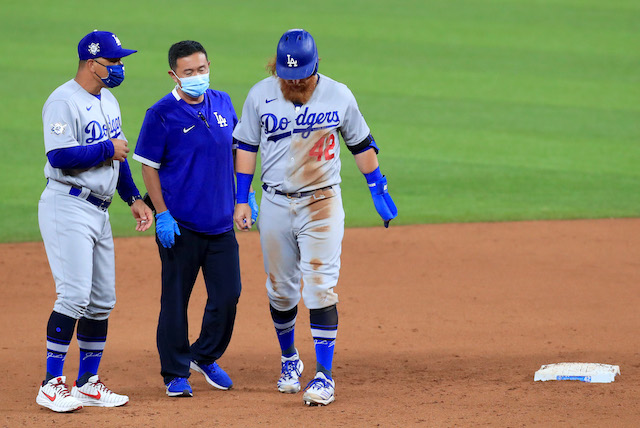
[95,61,125,88]
[174,71,209,98]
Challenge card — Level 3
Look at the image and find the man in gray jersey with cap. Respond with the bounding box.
[35,30,152,413]
[233,28,397,406]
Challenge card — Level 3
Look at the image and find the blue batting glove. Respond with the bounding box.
[155,210,181,248]
[248,191,259,223]
[368,175,398,228]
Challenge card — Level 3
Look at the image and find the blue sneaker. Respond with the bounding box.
[190,361,233,390]
[165,377,192,397]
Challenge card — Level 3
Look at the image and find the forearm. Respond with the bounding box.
[235,149,258,204]
[141,164,168,213]
[47,141,114,169]
[233,149,254,192]
[354,148,379,175]
[116,159,141,203]
[356,146,397,226]
[235,149,258,175]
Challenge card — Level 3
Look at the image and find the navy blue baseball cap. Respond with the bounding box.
[276,29,318,80]
[78,30,137,60]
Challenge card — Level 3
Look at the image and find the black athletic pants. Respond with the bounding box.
[156,227,241,384]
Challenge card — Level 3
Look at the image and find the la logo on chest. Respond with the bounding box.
[213,112,227,127]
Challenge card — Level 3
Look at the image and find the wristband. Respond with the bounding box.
[364,166,383,184]
[236,172,253,204]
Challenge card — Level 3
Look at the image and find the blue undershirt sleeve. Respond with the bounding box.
[46,140,115,169]
[116,159,141,202]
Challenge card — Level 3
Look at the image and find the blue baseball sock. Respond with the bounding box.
[76,317,108,386]
[310,305,338,380]
[45,311,77,382]
[270,305,297,357]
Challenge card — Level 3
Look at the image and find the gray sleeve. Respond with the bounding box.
[42,99,79,154]
[232,87,261,146]
[340,88,371,147]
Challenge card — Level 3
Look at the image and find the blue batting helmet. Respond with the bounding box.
[276,29,318,80]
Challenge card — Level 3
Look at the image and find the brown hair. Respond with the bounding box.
[266,54,277,76]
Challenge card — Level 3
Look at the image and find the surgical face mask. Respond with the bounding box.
[173,71,209,97]
[95,61,125,88]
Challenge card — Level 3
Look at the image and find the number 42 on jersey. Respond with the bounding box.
[309,134,336,161]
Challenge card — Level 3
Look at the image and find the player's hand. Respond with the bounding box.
[368,176,398,228]
[110,138,129,162]
[234,203,253,231]
[131,199,153,232]
[155,210,181,248]
[248,191,259,223]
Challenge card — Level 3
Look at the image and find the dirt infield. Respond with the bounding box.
[1,220,639,427]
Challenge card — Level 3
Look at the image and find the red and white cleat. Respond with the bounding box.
[36,376,83,413]
[71,375,129,407]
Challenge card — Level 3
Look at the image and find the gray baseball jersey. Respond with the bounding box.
[232,73,370,193]
[43,79,124,197]
[39,78,126,320]
[233,73,371,310]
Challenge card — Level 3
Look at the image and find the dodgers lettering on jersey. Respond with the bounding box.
[233,73,370,193]
[85,115,122,144]
[42,79,124,197]
[261,107,340,140]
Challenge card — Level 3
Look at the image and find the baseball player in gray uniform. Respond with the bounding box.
[36,30,153,412]
[233,29,397,406]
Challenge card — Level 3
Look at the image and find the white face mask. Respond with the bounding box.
[173,71,210,97]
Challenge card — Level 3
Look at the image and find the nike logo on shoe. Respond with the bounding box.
[42,391,56,401]
[183,125,195,133]
[266,98,277,103]
[80,390,101,399]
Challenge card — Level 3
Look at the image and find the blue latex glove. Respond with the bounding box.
[155,210,181,248]
[248,191,259,223]
[368,175,398,228]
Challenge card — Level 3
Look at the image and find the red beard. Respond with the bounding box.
[279,75,318,104]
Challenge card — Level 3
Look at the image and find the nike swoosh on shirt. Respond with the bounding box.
[183,125,195,133]
[266,98,277,103]
[80,390,101,400]
[86,105,93,111]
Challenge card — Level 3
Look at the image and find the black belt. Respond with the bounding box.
[262,183,333,198]
[69,186,112,210]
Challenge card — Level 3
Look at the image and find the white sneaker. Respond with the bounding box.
[71,375,129,407]
[277,351,304,393]
[303,372,335,406]
[36,376,83,413]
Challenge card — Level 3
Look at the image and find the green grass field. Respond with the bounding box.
[0,0,638,242]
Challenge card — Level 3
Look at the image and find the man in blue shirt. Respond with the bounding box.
[133,40,242,397]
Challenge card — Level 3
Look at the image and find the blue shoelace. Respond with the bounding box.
[281,360,299,379]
